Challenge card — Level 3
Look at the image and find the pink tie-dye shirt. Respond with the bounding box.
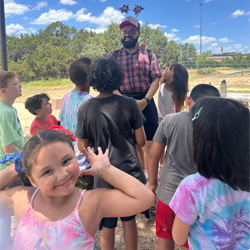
[13,188,94,250]
[170,173,250,250]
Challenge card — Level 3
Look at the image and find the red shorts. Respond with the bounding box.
[156,200,189,248]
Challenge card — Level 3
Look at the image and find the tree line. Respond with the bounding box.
[0,21,249,82]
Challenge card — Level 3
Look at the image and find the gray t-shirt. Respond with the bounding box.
[154,111,197,205]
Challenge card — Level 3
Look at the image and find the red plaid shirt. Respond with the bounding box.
[109,46,162,94]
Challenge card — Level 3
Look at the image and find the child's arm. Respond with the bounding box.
[3,143,21,154]
[0,163,18,190]
[147,141,165,193]
[172,215,191,246]
[80,147,155,233]
[134,126,146,147]
[77,138,92,153]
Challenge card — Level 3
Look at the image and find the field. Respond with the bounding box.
[13,68,250,250]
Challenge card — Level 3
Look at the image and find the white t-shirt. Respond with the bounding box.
[157,83,175,119]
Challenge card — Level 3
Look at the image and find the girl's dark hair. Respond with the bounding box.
[191,97,250,192]
[22,130,74,176]
[88,58,125,92]
[170,63,189,108]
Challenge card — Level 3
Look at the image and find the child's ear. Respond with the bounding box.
[0,88,6,94]
[26,175,38,187]
[35,109,40,115]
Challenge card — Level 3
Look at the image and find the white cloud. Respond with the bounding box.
[164,32,180,41]
[182,35,216,44]
[6,23,36,35]
[60,0,77,6]
[32,9,74,25]
[5,1,30,16]
[218,37,231,43]
[148,24,167,29]
[231,9,249,18]
[75,7,123,27]
[33,1,48,11]
[233,44,242,49]
[211,43,218,47]
[204,0,213,2]
[193,24,200,28]
[85,27,106,34]
[210,22,216,25]
[171,28,179,32]
[100,0,107,2]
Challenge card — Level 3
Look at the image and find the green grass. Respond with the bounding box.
[22,78,72,87]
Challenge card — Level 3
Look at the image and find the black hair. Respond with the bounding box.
[25,93,50,116]
[169,63,189,108]
[190,84,220,102]
[191,97,250,192]
[69,57,92,86]
[88,58,125,92]
[22,130,74,176]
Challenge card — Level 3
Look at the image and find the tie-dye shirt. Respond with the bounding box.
[59,91,93,135]
[169,173,250,250]
[13,188,94,250]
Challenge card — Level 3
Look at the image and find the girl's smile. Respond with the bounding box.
[29,141,79,196]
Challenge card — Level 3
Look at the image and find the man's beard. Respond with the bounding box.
[121,36,138,49]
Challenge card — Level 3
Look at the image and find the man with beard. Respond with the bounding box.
[109,15,162,181]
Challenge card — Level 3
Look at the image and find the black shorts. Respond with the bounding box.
[99,215,136,230]
[123,92,158,141]
[142,99,158,140]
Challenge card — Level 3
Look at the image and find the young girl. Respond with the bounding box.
[158,63,188,120]
[0,130,154,249]
[169,97,250,249]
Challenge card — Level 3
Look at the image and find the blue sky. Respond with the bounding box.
[3,0,250,55]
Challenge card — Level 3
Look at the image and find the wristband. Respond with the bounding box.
[143,97,151,104]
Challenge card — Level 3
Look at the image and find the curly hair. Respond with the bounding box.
[25,93,50,116]
[191,97,250,192]
[88,58,125,92]
[169,63,189,108]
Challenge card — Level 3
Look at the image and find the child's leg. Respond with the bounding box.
[157,238,175,250]
[122,217,138,250]
[99,218,117,250]
[100,227,115,250]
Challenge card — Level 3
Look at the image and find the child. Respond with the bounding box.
[0,71,25,171]
[170,97,250,249]
[158,63,188,120]
[148,84,221,250]
[76,58,146,250]
[0,130,155,249]
[25,93,58,136]
[59,57,93,135]
[0,70,25,248]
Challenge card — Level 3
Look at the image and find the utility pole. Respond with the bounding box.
[200,3,203,56]
[0,0,8,70]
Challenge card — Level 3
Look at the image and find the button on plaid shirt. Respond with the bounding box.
[109,46,162,94]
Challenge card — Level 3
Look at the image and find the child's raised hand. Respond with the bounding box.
[80,147,110,176]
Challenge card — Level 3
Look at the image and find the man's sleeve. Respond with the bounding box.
[0,120,21,148]
[150,51,162,79]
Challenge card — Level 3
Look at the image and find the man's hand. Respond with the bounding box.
[140,38,149,49]
[136,99,147,111]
